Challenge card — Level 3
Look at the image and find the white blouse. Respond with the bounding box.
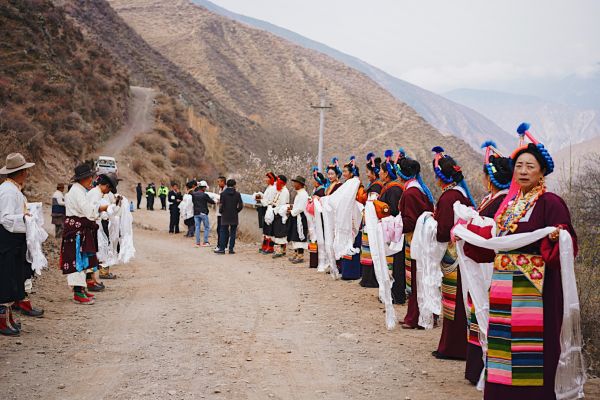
[291,188,308,217]
[0,180,27,233]
[65,183,99,221]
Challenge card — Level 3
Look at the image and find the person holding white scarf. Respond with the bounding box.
[430,146,477,360]
[461,123,583,400]
[256,172,277,254]
[287,176,309,264]
[61,164,111,305]
[462,141,512,385]
[270,175,291,258]
[0,153,41,336]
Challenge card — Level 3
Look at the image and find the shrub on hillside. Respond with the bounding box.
[559,155,600,375]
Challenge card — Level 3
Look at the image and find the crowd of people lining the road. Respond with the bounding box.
[0,121,587,399]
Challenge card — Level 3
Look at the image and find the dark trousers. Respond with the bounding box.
[184,217,194,237]
[147,195,155,210]
[391,252,406,304]
[216,216,222,246]
[218,224,237,252]
[136,194,142,209]
[160,195,167,210]
[169,208,180,233]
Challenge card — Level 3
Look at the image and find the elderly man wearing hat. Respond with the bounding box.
[60,164,113,304]
[0,153,43,336]
[286,176,309,264]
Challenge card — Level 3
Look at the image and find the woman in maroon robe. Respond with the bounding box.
[463,142,513,384]
[395,152,435,329]
[431,146,477,360]
[481,134,578,399]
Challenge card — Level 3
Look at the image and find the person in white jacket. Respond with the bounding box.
[287,176,309,264]
[270,175,290,258]
[256,172,277,254]
[61,164,113,305]
[179,180,197,237]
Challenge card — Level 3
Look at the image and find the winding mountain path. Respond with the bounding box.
[98,86,156,157]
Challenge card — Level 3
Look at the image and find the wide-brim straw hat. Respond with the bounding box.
[0,153,35,175]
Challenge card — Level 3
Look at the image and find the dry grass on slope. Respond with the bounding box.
[0,0,129,189]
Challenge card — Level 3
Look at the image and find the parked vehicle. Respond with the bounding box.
[95,156,118,176]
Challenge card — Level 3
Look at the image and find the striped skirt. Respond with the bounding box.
[487,253,545,387]
[404,233,413,294]
[441,243,459,321]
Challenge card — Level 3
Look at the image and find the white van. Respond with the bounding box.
[95,156,118,176]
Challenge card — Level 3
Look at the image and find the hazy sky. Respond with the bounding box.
[210,0,600,93]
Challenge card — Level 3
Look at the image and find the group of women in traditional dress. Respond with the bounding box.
[254,122,585,400]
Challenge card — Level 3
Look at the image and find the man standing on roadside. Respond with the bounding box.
[192,180,215,247]
[146,183,155,210]
[214,176,226,249]
[136,183,142,209]
[168,182,183,234]
[215,179,243,254]
[0,153,43,336]
[158,183,168,210]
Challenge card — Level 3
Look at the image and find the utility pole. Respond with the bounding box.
[311,88,332,172]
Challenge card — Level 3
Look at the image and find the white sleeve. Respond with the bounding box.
[278,189,290,206]
[0,190,26,233]
[84,189,102,220]
[291,191,308,217]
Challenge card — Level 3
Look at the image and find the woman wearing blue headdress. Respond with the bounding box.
[431,146,476,360]
[358,153,384,288]
[378,150,406,305]
[338,156,362,280]
[395,150,435,329]
[463,141,513,385]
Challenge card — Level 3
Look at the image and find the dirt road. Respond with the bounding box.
[2,209,598,399]
[98,86,156,157]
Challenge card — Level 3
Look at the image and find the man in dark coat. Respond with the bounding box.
[215,179,243,254]
[136,183,142,209]
[168,182,183,234]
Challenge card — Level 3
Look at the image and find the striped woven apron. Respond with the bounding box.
[359,231,372,265]
[404,232,413,294]
[466,295,480,346]
[440,243,459,321]
[487,252,545,386]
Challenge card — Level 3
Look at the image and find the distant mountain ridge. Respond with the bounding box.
[445,88,600,152]
[191,0,514,151]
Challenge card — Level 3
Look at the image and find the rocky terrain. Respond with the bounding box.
[107,0,483,179]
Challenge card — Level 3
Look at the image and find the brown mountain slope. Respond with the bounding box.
[54,0,299,172]
[107,0,483,177]
[0,0,129,185]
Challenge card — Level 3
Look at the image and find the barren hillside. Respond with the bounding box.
[0,0,129,186]
[107,0,483,175]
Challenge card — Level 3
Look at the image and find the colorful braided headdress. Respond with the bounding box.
[511,122,554,175]
[395,148,434,203]
[348,155,359,177]
[481,140,511,190]
[365,152,381,177]
[431,146,477,207]
[383,149,398,180]
[327,157,342,177]
[494,122,554,219]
